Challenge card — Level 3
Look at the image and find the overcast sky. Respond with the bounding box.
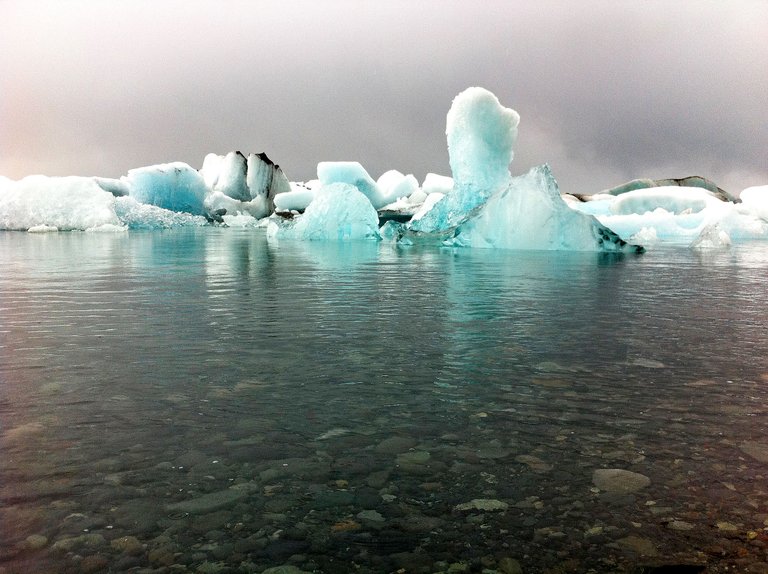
[1,0,766,195]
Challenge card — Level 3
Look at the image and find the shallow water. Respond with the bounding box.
[1,229,768,574]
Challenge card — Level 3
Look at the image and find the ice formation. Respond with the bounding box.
[740,186,768,220]
[316,162,391,210]
[0,86,764,249]
[689,224,731,250]
[402,87,639,252]
[125,162,208,215]
[446,165,634,251]
[268,183,379,241]
[569,185,768,244]
[0,176,121,231]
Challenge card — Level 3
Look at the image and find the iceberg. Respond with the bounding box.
[211,151,250,202]
[0,175,121,231]
[273,181,319,212]
[446,165,635,251]
[268,183,379,241]
[125,162,208,215]
[740,185,768,221]
[115,197,208,230]
[404,87,641,252]
[690,223,731,250]
[246,152,291,214]
[377,170,420,206]
[421,173,454,196]
[569,185,768,243]
[317,161,391,209]
[598,175,737,203]
[609,187,723,216]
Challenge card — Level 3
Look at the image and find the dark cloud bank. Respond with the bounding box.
[1,0,766,195]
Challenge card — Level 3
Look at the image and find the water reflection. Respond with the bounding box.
[1,230,768,573]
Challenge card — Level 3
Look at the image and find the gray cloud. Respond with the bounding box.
[1,0,766,195]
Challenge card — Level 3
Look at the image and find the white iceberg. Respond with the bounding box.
[377,170,420,206]
[317,161,390,209]
[0,175,121,231]
[273,181,319,212]
[211,151,250,202]
[609,187,723,216]
[739,185,768,221]
[570,185,768,243]
[268,183,380,241]
[421,173,454,196]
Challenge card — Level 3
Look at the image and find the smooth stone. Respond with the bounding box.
[454,499,509,512]
[357,510,385,526]
[668,520,695,531]
[497,557,523,574]
[260,564,311,574]
[396,450,431,465]
[740,441,768,463]
[51,533,106,552]
[366,470,390,488]
[311,490,354,509]
[615,535,658,556]
[515,454,553,472]
[23,534,48,550]
[477,446,512,459]
[376,436,418,455]
[110,535,143,555]
[592,468,650,493]
[166,484,255,514]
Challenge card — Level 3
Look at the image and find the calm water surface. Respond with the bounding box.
[1,229,768,574]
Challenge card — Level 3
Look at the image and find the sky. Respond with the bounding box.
[1,0,766,196]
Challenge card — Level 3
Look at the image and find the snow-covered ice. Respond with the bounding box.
[569,185,768,244]
[0,176,121,231]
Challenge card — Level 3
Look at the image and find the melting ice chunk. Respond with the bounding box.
[446,87,519,192]
[447,165,639,251]
[690,223,731,250]
[125,162,208,215]
[268,183,379,241]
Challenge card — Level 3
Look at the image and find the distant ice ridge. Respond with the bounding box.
[568,185,768,247]
[1,87,765,248]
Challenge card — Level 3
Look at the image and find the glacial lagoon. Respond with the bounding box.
[2,228,768,573]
